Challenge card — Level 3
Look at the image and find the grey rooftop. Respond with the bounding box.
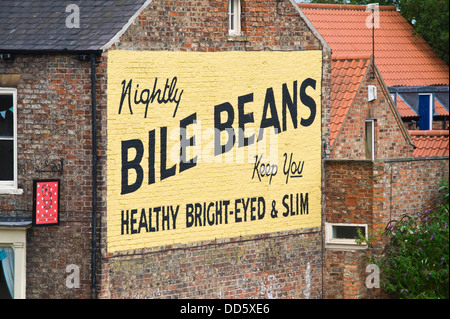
[0,0,149,52]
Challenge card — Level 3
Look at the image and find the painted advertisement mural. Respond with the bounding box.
[107,50,322,252]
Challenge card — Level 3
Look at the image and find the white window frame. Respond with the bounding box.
[228,0,241,36]
[325,222,368,250]
[365,119,375,161]
[0,226,29,299]
[0,88,21,194]
[418,93,433,130]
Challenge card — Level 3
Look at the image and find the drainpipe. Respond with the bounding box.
[90,53,98,298]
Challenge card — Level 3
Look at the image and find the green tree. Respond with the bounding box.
[357,179,449,298]
[306,0,449,64]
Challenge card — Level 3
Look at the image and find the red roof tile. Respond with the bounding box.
[435,97,449,116]
[330,55,371,146]
[396,94,417,118]
[298,3,449,87]
[409,130,449,157]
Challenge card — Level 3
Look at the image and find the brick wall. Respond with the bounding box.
[100,229,322,298]
[0,54,107,298]
[372,158,450,235]
[324,160,374,299]
[1,0,330,299]
[114,0,320,52]
[324,157,449,299]
[325,160,373,226]
[99,0,329,299]
[432,118,449,130]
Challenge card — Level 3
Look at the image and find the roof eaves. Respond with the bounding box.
[100,0,154,51]
[329,55,371,150]
[409,130,449,137]
[0,48,102,55]
[297,3,398,11]
[293,0,331,53]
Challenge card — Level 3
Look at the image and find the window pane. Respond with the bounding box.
[0,94,13,137]
[365,121,373,160]
[0,140,14,181]
[332,225,365,239]
[418,94,431,130]
[229,0,235,31]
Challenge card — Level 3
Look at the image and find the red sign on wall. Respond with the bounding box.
[33,180,60,226]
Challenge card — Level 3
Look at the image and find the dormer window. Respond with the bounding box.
[228,0,241,36]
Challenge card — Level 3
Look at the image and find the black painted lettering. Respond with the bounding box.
[121,139,144,195]
[301,193,309,215]
[207,202,215,226]
[148,208,156,232]
[282,194,289,217]
[130,209,138,234]
[235,199,242,223]
[148,130,155,185]
[300,78,317,127]
[282,81,298,131]
[154,206,161,231]
[180,113,197,173]
[238,93,255,147]
[118,79,133,115]
[139,208,148,233]
[171,205,179,229]
[215,201,223,225]
[121,210,129,235]
[162,206,170,230]
[160,126,176,180]
[214,102,235,156]
[258,87,281,141]
[258,197,265,219]
[186,204,194,228]
[194,203,202,226]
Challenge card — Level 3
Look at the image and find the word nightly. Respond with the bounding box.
[118,77,184,118]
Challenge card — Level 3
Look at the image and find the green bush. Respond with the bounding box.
[372,179,449,299]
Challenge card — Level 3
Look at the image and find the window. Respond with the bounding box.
[0,247,14,299]
[228,0,241,36]
[0,223,30,299]
[365,119,375,160]
[0,88,18,192]
[325,223,368,250]
[418,94,433,130]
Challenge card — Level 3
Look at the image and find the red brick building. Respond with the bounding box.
[0,0,331,299]
[0,0,447,301]
[323,53,448,298]
[298,3,449,132]
[298,3,449,299]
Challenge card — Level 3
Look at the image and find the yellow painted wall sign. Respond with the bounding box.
[107,50,322,252]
